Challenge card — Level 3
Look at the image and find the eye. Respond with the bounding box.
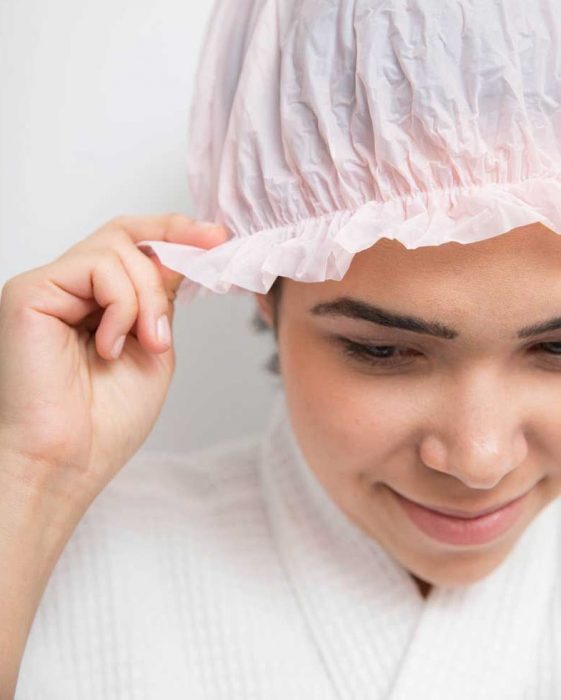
[534,341,561,363]
[335,339,561,371]
[336,338,421,369]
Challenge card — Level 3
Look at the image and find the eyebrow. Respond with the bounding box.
[309,297,561,340]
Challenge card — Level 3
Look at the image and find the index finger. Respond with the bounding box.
[99,213,230,297]
[112,212,230,248]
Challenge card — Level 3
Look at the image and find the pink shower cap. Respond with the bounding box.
[138,0,561,304]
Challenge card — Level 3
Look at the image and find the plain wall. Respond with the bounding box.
[0,0,280,454]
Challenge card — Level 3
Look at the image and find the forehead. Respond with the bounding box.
[312,224,560,294]
[281,223,561,334]
[348,223,561,279]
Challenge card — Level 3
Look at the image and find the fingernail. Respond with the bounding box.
[111,335,126,359]
[157,314,171,345]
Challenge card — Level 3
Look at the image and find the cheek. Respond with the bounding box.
[281,332,413,474]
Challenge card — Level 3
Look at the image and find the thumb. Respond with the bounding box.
[146,252,187,305]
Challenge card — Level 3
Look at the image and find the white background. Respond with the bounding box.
[0,0,280,453]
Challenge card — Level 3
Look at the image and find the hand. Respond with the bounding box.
[0,213,228,509]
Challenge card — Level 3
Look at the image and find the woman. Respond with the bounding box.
[4,0,561,697]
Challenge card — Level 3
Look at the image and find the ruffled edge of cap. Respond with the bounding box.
[137,175,561,305]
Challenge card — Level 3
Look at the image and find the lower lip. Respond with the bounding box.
[393,490,529,546]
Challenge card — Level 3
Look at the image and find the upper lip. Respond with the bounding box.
[395,490,530,519]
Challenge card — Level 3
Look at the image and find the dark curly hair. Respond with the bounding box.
[251,276,283,376]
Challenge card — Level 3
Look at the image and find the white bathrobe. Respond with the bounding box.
[16,387,561,699]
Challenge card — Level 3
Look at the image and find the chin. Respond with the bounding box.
[406,538,516,589]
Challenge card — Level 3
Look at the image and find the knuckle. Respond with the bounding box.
[121,296,139,318]
[136,250,169,298]
[95,227,130,250]
[1,275,21,298]
[108,214,129,228]
[100,247,125,269]
[153,276,173,304]
[111,284,138,318]
[0,272,34,303]
[145,275,169,308]
[82,224,127,251]
[117,280,139,311]
[1,269,59,316]
[168,212,193,226]
[95,251,138,312]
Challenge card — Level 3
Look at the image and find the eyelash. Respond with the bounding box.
[338,339,561,369]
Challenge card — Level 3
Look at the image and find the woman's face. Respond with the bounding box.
[255,222,561,592]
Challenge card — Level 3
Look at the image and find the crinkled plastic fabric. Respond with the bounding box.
[137,0,561,305]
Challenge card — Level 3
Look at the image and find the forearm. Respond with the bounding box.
[0,455,84,700]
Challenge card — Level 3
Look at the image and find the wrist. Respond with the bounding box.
[0,458,82,700]
[0,449,88,562]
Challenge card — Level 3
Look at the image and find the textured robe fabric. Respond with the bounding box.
[16,387,561,698]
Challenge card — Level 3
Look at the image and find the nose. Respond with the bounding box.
[417,370,528,490]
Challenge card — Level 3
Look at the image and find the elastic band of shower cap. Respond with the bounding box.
[137,0,561,306]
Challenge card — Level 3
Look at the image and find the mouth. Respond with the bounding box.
[401,492,531,520]
[389,487,532,546]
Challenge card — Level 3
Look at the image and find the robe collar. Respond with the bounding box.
[258,387,561,698]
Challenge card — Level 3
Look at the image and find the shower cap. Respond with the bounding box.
[138,0,561,304]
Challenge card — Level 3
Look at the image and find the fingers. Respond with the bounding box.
[78,213,230,299]
[2,251,139,362]
[121,213,230,298]
[111,212,229,246]
[140,248,186,301]
[89,252,139,360]
[36,250,139,361]
[83,214,231,353]
[4,214,229,363]
[110,243,176,354]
